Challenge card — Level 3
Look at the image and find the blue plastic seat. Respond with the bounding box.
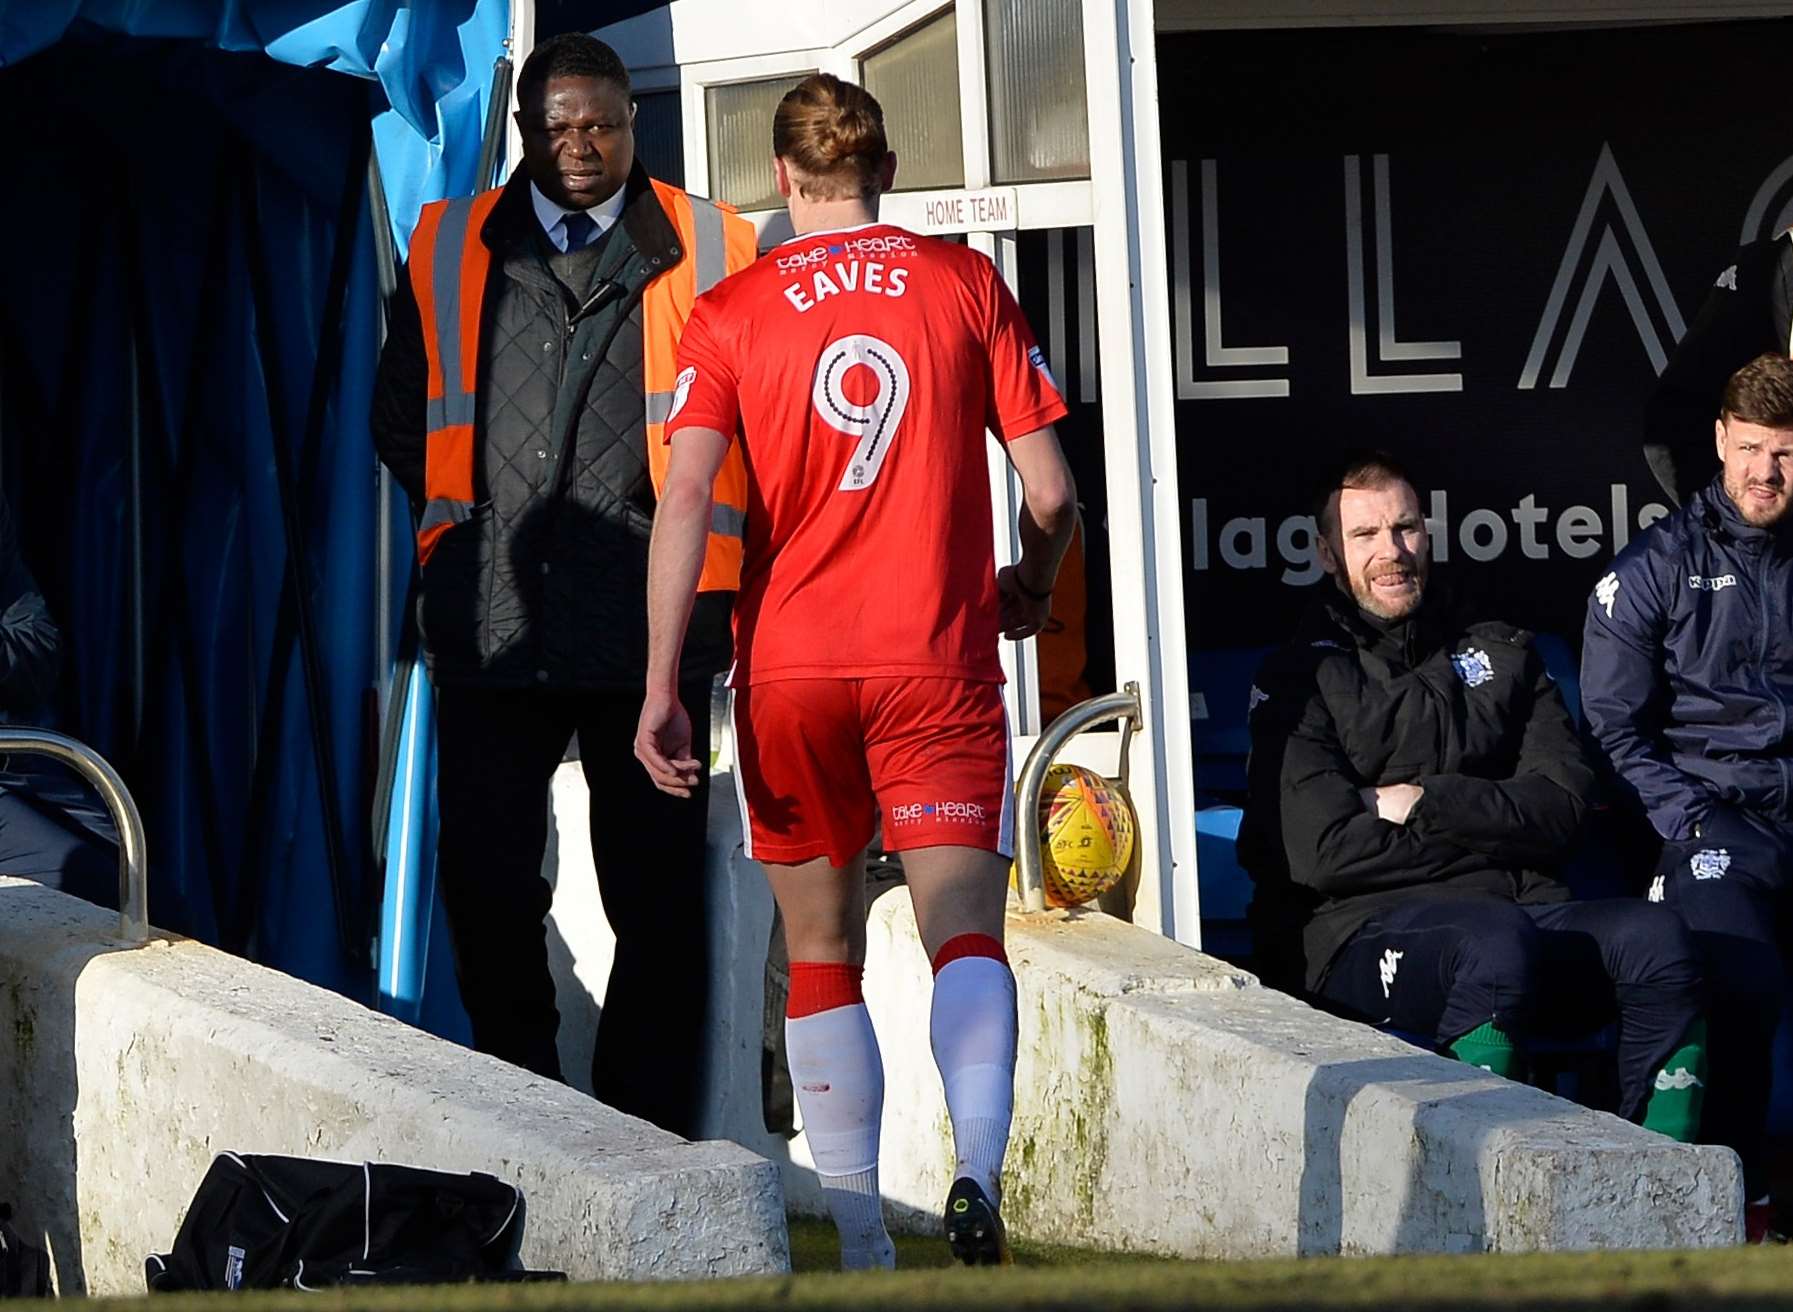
[1195,804,1253,964]
[1189,646,1274,803]
[1187,647,1275,958]
[1533,631,1584,730]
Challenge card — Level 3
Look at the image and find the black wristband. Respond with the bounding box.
[1013,571,1053,602]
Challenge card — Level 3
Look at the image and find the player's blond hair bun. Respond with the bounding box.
[773,73,888,201]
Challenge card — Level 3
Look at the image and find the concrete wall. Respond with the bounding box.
[862,890,1741,1255]
[0,879,787,1297]
[547,759,834,1216]
[547,762,1743,1257]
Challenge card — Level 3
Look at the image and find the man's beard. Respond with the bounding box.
[1725,472,1793,528]
[1344,566,1424,620]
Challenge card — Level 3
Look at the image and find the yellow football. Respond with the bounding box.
[1017,763,1135,908]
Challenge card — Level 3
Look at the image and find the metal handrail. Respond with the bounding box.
[0,730,148,942]
[1014,682,1142,913]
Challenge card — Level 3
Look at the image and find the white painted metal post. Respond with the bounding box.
[960,2,1041,738]
[504,1,537,184]
[1080,0,1201,944]
[954,0,993,192]
[981,230,1044,737]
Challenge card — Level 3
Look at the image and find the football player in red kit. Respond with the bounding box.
[635,73,1076,1268]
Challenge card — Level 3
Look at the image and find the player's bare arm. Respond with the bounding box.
[998,424,1077,640]
[637,425,730,797]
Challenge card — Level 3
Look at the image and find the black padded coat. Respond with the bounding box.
[1238,587,1593,993]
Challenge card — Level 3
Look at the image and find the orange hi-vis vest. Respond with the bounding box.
[407,178,758,588]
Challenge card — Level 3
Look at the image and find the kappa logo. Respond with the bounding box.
[1688,573,1738,592]
[667,366,697,422]
[1248,685,1269,714]
[1594,572,1621,618]
[1647,875,1666,903]
[1654,1067,1704,1092]
[1378,948,1403,999]
[1716,264,1739,291]
[1690,848,1731,881]
[1451,647,1495,688]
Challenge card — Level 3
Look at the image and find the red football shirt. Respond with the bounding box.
[667,223,1068,685]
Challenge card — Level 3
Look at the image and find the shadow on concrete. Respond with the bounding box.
[0,880,146,1294]
[1298,1050,1527,1256]
[541,800,601,1099]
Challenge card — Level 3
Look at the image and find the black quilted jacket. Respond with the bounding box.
[1238,587,1592,994]
[372,165,732,689]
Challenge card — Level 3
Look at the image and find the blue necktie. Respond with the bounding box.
[560,211,597,252]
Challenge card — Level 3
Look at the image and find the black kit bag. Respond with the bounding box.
[146,1153,564,1291]
[0,1205,52,1299]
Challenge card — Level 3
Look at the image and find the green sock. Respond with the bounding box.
[1449,1021,1523,1079]
[1641,1018,1708,1143]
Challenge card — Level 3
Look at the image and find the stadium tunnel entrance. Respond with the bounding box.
[0,3,509,1013]
[13,0,1793,1173]
[0,2,1785,1258]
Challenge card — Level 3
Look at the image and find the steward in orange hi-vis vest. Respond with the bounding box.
[406,177,755,586]
[371,29,751,1153]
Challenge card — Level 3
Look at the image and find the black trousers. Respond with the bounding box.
[435,682,712,1140]
[0,764,119,906]
[1654,809,1793,1198]
[1319,891,1702,1123]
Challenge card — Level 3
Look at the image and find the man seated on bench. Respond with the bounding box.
[1583,353,1793,1238]
[1237,449,1706,1139]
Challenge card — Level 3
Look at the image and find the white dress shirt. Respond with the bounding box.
[530,180,628,253]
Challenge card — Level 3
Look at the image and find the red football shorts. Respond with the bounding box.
[729,677,1014,868]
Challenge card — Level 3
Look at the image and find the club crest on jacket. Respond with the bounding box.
[1690,848,1731,880]
[1451,647,1494,688]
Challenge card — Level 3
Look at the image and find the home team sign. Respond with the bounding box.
[883,187,1019,236]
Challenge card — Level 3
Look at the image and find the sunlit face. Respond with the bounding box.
[1717,417,1793,528]
[1319,480,1431,621]
[517,76,635,211]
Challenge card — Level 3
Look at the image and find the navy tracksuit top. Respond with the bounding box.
[1582,475,1793,843]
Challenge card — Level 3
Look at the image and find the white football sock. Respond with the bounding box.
[930,953,1018,1203]
[818,1169,895,1271]
[787,1000,894,1269]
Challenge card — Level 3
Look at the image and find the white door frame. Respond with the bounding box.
[1077,0,1197,942]
[665,0,1200,939]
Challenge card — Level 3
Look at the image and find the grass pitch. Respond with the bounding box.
[783,1217,1180,1270]
[41,1225,1793,1310]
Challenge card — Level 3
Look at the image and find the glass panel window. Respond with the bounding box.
[706,74,812,211]
[862,9,963,192]
[984,0,1090,184]
[632,90,684,189]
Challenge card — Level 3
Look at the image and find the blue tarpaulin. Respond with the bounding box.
[0,2,508,237]
[0,0,505,1009]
